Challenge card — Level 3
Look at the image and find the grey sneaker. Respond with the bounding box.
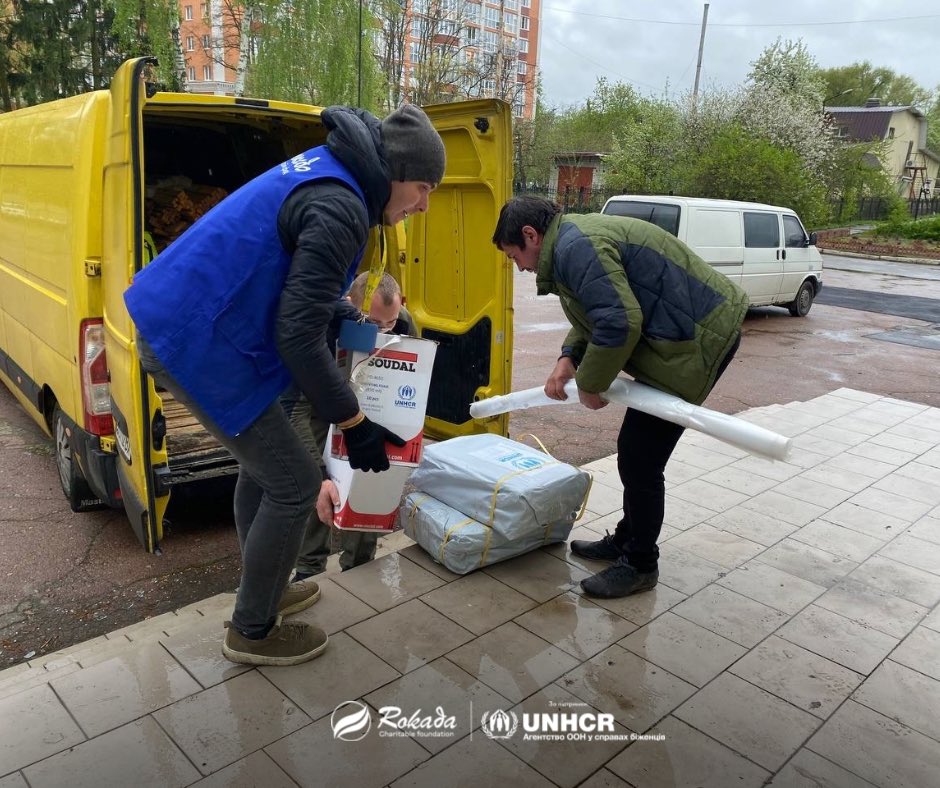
[580,558,658,599]
[570,531,623,562]
[222,616,328,666]
[278,577,321,616]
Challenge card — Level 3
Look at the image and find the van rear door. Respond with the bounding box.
[398,100,513,440]
[100,58,168,552]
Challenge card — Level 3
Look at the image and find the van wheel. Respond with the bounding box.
[788,281,815,317]
[53,405,99,512]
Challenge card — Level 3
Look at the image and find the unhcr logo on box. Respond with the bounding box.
[396,384,417,409]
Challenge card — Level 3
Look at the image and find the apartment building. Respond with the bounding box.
[402,0,541,120]
[176,0,541,120]
[178,0,240,95]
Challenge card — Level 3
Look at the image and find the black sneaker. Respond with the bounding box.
[581,557,658,598]
[570,531,623,562]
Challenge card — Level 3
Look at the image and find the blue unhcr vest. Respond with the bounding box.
[124,147,367,436]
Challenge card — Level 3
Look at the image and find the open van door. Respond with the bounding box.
[395,99,514,440]
[101,57,169,552]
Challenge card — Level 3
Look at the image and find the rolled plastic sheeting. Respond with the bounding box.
[469,378,791,461]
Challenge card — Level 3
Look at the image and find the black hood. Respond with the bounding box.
[321,107,390,226]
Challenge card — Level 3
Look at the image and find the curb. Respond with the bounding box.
[820,249,940,266]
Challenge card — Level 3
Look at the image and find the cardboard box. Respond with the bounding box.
[326,332,437,532]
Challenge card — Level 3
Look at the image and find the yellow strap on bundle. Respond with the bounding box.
[439,517,475,564]
[486,461,559,527]
[574,473,594,522]
[405,495,431,536]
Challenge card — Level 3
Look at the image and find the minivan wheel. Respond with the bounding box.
[53,405,99,512]
[788,280,815,317]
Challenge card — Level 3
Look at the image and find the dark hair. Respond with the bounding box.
[491,196,561,247]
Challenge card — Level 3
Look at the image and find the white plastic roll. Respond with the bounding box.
[470,378,791,461]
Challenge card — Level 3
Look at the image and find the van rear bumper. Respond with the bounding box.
[72,427,123,509]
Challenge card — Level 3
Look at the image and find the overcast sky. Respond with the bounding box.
[537,0,940,108]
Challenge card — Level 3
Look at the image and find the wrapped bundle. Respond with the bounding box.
[408,434,591,538]
[401,492,574,575]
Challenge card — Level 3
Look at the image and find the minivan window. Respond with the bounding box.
[783,214,807,248]
[604,201,681,236]
[743,212,779,248]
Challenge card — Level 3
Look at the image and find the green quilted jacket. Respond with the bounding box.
[536,213,748,405]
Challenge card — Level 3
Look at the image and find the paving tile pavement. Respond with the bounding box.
[2,388,940,786]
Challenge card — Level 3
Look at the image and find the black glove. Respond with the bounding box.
[342,415,407,473]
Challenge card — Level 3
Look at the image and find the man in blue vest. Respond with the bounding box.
[125,104,446,666]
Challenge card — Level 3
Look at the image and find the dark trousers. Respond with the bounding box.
[614,334,741,571]
[280,393,378,575]
[138,337,319,639]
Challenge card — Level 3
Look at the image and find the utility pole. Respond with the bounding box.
[357,0,364,107]
[691,3,709,109]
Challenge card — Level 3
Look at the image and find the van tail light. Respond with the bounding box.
[80,319,114,436]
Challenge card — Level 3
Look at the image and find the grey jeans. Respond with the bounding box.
[280,393,378,575]
[138,337,319,638]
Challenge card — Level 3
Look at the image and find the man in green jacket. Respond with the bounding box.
[493,196,748,598]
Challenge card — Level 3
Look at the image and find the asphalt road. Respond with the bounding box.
[2,252,939,667]
[817,286,940,322]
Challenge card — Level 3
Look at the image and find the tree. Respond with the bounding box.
[406,0,474,106]
[927,88,940,155]
[372,0,408,112]
[110,0,184,90]
[607,98,683,194]
[749,38,825,108]
[819,62,931,109]
[684,123,829,226]
[247,0,382,109]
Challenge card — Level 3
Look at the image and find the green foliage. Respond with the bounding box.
[7,0,126,104]
[550,78,643,155]
[110,0,182,90]
[606,99,683,194]
[818,62,931,109]
[874,213,940,242]
[748,38,825,108]
[823,138,899,222]
[927,89,940,154]
[247,0,381,110]
[683,124,829,226]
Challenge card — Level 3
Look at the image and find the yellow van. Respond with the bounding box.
[0,57,513,552]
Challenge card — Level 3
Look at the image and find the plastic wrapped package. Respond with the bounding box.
[401,492,574,575]
[408,434,592,538]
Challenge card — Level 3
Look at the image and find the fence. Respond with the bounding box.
[514,186,940,225]
[827,196,940,223]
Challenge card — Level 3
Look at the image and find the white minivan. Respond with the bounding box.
[601,195,823,316]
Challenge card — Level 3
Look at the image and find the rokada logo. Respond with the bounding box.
[480,709,518,739]
[331,701,371,741]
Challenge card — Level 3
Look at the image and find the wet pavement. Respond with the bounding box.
[1,386,939,787]
[0,253,939,783]
[3,254,940,670]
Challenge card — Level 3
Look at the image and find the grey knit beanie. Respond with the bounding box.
[381,104,446,185]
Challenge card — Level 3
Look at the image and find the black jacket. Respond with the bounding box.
[274,107,391,424]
